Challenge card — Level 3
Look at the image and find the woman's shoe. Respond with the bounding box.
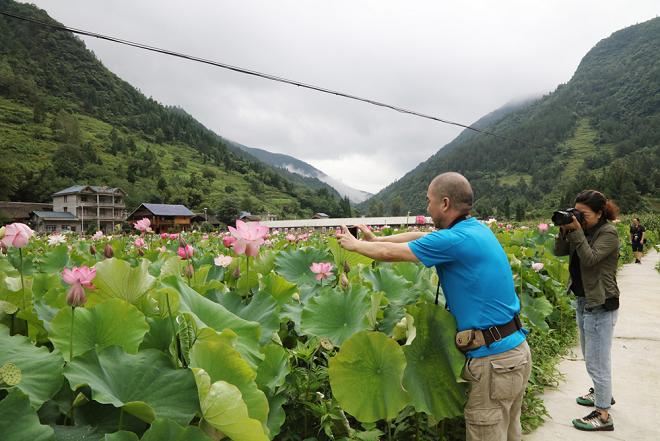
[572,410,614,431]
[576,387,615,406]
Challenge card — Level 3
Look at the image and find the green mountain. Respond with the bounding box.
[0,0,352,224]
[361,18,660,218]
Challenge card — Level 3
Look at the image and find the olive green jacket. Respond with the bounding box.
[553,222,620,308]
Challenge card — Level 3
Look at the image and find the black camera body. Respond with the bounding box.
[551,208,584,226]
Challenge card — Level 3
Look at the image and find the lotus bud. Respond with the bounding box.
[343,260,350,274]
[232,265,241,279]
[340,272,349,289]
[292,292,300,302]
[185,264,195,278]
[89,244,96,255]
[103,244,114,258]
[66,283,87,307]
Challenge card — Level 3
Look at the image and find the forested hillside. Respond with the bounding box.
[362,17,660,218]
[0,0,351,223]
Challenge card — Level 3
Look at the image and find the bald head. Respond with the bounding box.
[429,172,473,214]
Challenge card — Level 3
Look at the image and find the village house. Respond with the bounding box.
[127,203,195,233]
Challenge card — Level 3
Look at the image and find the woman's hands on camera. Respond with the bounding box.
[560,215,582,234]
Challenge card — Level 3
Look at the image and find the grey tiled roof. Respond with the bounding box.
[139,203,194,217]
[32,211,77,220]
[52,185,125,196]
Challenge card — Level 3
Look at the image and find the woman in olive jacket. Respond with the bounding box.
[554,190,620,432]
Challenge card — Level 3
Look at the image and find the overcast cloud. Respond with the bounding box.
[21,0,660,193]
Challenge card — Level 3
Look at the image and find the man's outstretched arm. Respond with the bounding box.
[338,225,419,262]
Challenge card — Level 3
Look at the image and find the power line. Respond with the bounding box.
[0,9,537,148]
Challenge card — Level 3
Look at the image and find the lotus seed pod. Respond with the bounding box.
[185,264,195,278]
[343,260,350,274]
[89,244,96,255]
[103,244,114,258]
[320,338,334,351]
[137,248,144,256]
[291,292,300,302]
[0,362,21,387]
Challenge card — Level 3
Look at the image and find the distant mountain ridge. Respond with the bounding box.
[232,142,373,203]
[361,17,660,216]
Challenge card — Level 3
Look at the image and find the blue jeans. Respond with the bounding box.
[575,297,618,409]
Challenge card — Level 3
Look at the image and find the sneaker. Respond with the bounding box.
[572,410,614,431]
[576,387,615,407]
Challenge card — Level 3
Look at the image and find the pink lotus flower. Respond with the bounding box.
[228,220,269,257]
[310,262,334,281]
[160,233,169,239]
[538,223,549,234]
[134,237,146,248]
[1,223,34,248]
[286,233,297,242]
[169,233,179,240]
[133,218,152,233]
[223,235,237,248]
[177,244,194,259]
[532,262,544,272]
[159,246,167,253]
[62,266,96,289]
[214,255,233,267]
[91,231,104,241]
[416,215,426,225]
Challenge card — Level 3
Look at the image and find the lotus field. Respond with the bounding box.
[0,219,600,441]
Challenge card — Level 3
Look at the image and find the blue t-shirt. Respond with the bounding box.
[408,217,526,358]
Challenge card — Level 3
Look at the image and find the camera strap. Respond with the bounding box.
[434,214,469,309]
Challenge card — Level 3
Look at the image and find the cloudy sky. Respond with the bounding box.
[22,0,660,193]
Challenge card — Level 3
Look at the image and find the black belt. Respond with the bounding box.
[482,315,523,347]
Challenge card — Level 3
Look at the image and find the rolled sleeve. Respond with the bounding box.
[408,231,458,267]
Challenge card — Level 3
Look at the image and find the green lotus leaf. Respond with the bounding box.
[91,258,156,305]
[402,304,467,420]
[329,331,410,422]
[362,266,418,307]
[162,276,262,367]
[194,369,269,441]
[189,330,269,430]
[265,392,287,438]
[301,284,371,346]
[260,272,297,305]
[521,292,553,331]
[51,425,104,441]
[0,324,64,408]
[50,299,149,361]
[140,418,211,441]
[64,346,198,425]
[103,431,139,441]
[326,237,374,269]
[0,389,55,441]
[38,245,69,274]
[215,290,279,345]
[275,246,335,287]
[139,317,174,352]
[255,344,290,393]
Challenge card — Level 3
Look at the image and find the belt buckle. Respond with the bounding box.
[487,326,502,342]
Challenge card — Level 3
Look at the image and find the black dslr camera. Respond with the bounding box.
[551,208,584,226]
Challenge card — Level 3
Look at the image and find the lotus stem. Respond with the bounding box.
[19,248,25,309]
[69,306,75,361]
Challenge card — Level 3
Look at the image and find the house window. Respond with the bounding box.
[63,207,67,212]
[63,196,67,202]
[45,224,56,232]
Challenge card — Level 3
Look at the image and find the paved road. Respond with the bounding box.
[525,249,660,441]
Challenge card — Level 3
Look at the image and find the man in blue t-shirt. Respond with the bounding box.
[338,172,531,441]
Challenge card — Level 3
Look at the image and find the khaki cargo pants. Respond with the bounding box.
[461,340,532,441]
